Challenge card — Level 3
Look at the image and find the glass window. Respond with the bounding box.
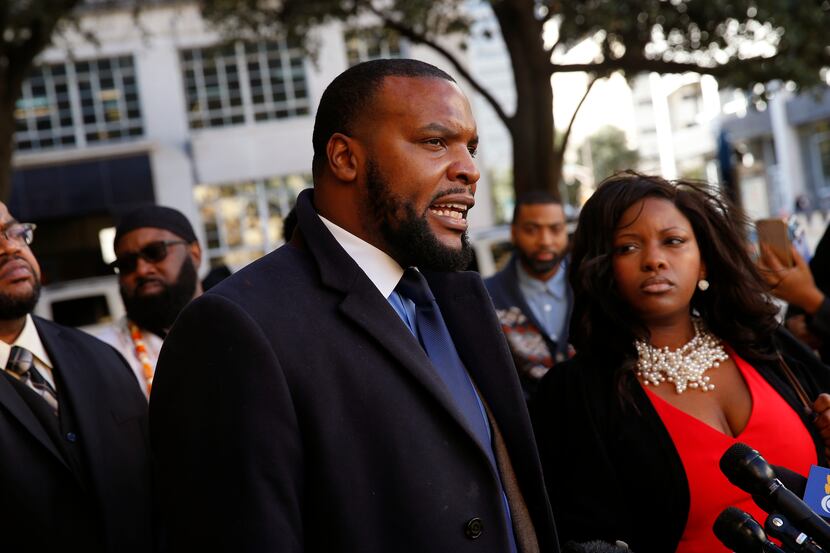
[14,56,144,152]
[181,40,311,130]
[180,44,246,129]
[194,174,312,268]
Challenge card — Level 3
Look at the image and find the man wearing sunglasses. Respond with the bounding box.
[93,205,203,398]
[0,202,154,551]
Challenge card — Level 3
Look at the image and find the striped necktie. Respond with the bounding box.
[5,346,59,415]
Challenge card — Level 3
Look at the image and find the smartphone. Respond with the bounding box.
[756,218,793,268]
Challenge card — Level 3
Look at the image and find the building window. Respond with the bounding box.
[344,27,405,66]
[245,41,310,121]
[194,174,311,269]
[76,56,144,143]
[181,41,310,130]
[14,55,143,152]
[181,44,245,129]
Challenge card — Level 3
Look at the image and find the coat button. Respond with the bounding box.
[464,517,483,539]
[65,432,77,443]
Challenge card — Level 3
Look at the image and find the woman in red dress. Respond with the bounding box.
[532,172,830,553]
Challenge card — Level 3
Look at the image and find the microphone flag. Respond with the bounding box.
[803,465,830,520]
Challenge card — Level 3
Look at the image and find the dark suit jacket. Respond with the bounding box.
[150,189,558,553]
[484,255,573,399]
[0,316,153,552]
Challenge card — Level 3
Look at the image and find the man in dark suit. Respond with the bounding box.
[485,192,573,400]
[150,59,558,553]
[0,202,153,551]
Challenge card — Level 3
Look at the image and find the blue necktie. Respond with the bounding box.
[394,269,519,553]
[395,268,493,451]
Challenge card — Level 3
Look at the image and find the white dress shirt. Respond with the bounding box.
[92,316,161,398]
[318,215,404,297]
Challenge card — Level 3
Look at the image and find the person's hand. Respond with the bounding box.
[813,393,830,459]
[758,244,825,314]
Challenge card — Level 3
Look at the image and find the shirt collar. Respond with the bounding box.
[516,257,567,297]
[318,214,404,298]
[0,314,53,370]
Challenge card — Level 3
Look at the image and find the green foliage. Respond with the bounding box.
[199,0,473,56]
[583,126,640,183]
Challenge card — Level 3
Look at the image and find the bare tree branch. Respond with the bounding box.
[554,75,597,161]
[365,4,514,129]
[550,54,774,78]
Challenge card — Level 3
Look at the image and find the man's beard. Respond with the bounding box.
[519,250,565,277]
[0,269,41,320]
[364,159,472,271]
[121,256,198,337]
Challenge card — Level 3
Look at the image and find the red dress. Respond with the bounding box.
[645,351,817,553]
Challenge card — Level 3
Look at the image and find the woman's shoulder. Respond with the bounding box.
[534,351,627,418]
[539,351,619,387]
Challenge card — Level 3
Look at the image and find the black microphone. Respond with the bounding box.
[713,507,787,552]
[720,443,830,551]
[755,467,809,514]
[766,512,825,553]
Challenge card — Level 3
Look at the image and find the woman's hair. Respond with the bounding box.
[568,172,779,378]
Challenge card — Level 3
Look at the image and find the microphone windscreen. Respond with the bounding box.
[713,506,767,552]
[720,443,776,493]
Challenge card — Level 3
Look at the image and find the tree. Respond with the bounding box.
[0,1,86,201]
[200,0,830,201]
[583,125,639,183]
[2,2,829,202]
[0,0,154,201]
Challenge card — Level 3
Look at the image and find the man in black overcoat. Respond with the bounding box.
[0,202,153,551]
[150,59,558,553]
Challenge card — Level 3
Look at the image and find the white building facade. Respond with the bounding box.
[13,2,496,324]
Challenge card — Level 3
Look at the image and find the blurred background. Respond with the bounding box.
[3,0,829,327]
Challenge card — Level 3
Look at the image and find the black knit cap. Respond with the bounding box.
[114,205,198,248]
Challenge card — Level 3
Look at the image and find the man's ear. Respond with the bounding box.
[327,133,361,182]
[189,242,202,268]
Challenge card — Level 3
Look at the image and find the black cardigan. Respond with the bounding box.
[531,328,830,553]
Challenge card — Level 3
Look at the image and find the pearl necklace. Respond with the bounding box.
[635,318,728,394]
[129,321,154,395]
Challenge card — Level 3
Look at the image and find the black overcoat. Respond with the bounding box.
[150,189,558,553]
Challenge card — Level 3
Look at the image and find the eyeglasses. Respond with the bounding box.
[0,223,36,246]
[110,240,188,274]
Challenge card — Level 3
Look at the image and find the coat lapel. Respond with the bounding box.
[427,270,531,447]
[0,367,69,466]
[35,319,104,481]
[295,189,495,456]
[503,255,562,353]
[338,284,494,453]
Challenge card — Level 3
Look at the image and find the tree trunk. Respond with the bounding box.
[509,80,557,199]
[0,64,19,203]
[490,0,559,200]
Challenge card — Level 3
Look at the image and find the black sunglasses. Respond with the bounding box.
[110,240,188,274]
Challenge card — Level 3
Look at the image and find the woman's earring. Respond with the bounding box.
[697,279,710,291]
